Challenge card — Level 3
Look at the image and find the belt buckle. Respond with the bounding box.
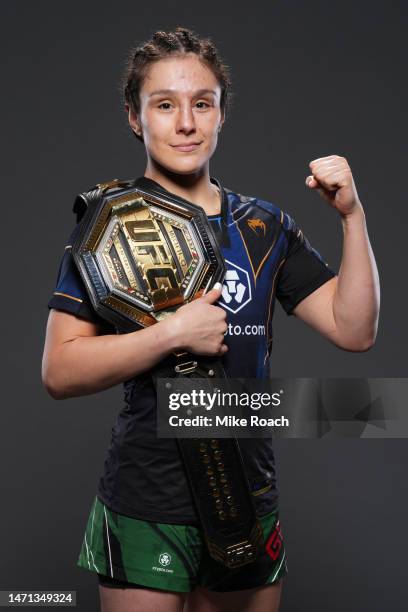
[175,360,198,374]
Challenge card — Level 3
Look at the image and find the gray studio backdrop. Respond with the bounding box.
[2,1,407,611]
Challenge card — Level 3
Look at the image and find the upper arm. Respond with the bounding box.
[292,276,341,344]
[45,308,102,347]
[276,212,338,329]
[46,221,111,341]
[43,222,109,383]
[42,309,103,384]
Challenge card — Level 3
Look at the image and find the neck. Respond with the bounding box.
[143,161,221,215]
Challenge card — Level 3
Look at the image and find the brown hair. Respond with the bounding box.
[123,27,232,141]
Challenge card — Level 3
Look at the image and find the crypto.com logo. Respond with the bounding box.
[158,552,172,567]
[219,260,252,314]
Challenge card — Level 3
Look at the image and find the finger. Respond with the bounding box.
[311,170,346,191]
[217,307,227,320]
[309,154,339,165]
[201,282,223,303]
[313,161,344,174]
[306,175,322,188]
[309,158,348,175]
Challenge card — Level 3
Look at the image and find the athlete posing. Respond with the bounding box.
[42,27,380,612]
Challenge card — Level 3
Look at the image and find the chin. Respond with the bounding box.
[159,156,207,177]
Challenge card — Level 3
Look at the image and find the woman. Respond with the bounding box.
[42,27,379,612]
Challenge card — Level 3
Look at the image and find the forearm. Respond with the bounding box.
[333,204,380,349]
[46,317,178,399]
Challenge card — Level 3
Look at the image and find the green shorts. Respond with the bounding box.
[77,496,288,593]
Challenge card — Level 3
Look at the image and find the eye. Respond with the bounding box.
[195,100,211,109]
[158,102,172,110]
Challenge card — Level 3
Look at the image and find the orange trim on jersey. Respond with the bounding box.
[235,222,280,287]
[235,223,256,283]
[254,235,279,283]
[252,483,273,497]
[231,206,283,286]
[264,257,286,366]
[53,291,83,303]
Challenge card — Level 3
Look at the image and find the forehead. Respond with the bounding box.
[141,54,220,97]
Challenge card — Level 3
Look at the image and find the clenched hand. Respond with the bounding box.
[171,283,228,356]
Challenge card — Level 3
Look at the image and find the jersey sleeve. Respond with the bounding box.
[47,224,106,326]
[276,212,337,315]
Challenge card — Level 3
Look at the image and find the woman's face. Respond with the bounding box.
[128,54,224,176]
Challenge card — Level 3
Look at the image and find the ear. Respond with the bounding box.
[125,104,142,138]
[218,110,225,132]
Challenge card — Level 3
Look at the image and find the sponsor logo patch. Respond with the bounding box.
[247,218,266,236]
[265,519,283,561]
[159,552,171,567]
[219,260,252,314]
[152,551,174,574]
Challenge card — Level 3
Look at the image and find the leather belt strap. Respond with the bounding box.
[152,355,264,568]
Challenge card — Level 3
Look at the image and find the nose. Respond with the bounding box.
[175,102,196,135]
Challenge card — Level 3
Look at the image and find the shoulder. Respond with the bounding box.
[72,177,134,222]
[224,185,296,232]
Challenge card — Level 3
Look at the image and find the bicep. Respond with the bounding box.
[45,308,102,343]
[43,309,102,370]
[292,276,340,344]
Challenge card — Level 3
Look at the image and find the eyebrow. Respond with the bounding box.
[148,88,217,98]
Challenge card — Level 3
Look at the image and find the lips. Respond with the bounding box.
[171,142,202,152]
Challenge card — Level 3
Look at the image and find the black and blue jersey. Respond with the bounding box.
[48,176,337,524]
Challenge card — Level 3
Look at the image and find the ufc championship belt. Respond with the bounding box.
[71,178,264,568]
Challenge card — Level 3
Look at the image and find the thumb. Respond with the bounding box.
[201,282,223,303]
[306,175,318,188]
[306,174,335,204]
